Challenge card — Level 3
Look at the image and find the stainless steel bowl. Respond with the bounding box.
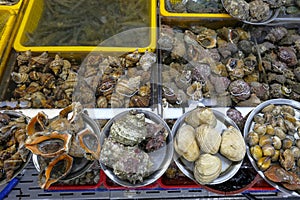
[32,113,99,181]
[100,109,173,187]
[244,99,300,196]
[172,107,243,185]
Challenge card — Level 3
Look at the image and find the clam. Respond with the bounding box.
[262,144,275,157]
[174,124,200,162]
[280,149,295,171]
[257,156,271,171]
[220,126,246,162]
[271,150,280,162]
[194,154,222,184]
[250,145,263,161]
[259,134,272,147]
[195,124,221,154]
[246,131,259,146]
[185,107,217,128]
[272,135,282,150]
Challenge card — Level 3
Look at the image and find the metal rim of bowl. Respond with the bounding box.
[243,98,300,197]
[172,107,244,185]
[99,109,174,188]
[0,110,32,185]
[32,112,99,181]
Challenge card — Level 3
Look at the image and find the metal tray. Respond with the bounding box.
[172,108,243,185]
[244,98,300,197]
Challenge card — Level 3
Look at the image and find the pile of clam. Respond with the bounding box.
[174,107,246,184]
[0,111,30,182]
[246,104,300,192]
[24,102,100,189]
[7,50,156,109]
[159,24,300,107]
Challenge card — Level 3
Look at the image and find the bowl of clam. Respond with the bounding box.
[244,99,300,196]
[99,109,173,187]
[172,107,246,185]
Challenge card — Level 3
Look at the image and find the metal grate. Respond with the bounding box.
[0,160,287,199]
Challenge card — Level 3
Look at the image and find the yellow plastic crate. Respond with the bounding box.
[0,0,23,12]
[160,0,231,18]
[14,0,157,53]
[0,8,16,62]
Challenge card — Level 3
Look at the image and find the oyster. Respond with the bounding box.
[113,146,152,184]
[195,124,221,154]
[174,124,200,162]
[220,126,246,162]
[184,107,217,128]
[194,153,222,184]
[100,137,153,184]
[109,111,147,146]
[39,153,73,189]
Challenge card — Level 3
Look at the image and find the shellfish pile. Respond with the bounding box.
[223,0,285,22]
[100,110,169,184]
[80,50,155,108]
[246,103,300,192]
[174,107,246,184]
[6,50,156,109]
[159,24,300,108]
[0,111,30,182]
[25,102,101,189]
[8,51,79,108]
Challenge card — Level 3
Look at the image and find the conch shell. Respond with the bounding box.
[174,124,200,162]
[39,153,73,189]
[26,112,48,136]
[220,126,246,162]
[194,153,222,184]
[25,131,72,157]
[195,124,221,154]
[185,107,217,128]
[77,128,101,160]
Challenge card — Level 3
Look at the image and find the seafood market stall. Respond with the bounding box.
[1,0,300,199]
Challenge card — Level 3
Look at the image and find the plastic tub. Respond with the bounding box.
[14,0,157,53]
[0,0,23,12]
